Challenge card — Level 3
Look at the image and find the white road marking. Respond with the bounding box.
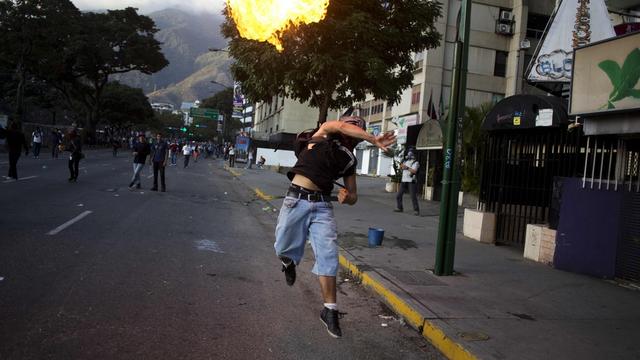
[3,175,38,183]
[47,211,93,236]
[195,240,225,253]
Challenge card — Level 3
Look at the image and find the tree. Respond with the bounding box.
[101,82,156,130]
[461,103,491,194]
[222,0,441,123]
[0,0,81,123]
[201,88,239,141]
[50,8,168,133]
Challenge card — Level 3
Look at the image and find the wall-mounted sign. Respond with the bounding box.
[570,32,640,116]
[396,114,419,145]
[536,109,554,127]
[527,0,615,83]
[367,124,381,136]
[233,82,244,107]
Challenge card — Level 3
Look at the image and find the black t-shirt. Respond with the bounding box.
[287,138,357,192]
[133,142,151,164]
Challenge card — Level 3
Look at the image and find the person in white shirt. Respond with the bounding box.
[31,127,43,158]
[182,143,193,168]
[228,145,236,167]
[394,150,420,215]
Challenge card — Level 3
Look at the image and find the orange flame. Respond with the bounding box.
[227,0,329,51]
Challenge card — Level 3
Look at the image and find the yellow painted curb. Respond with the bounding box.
[224,165,242,177]
[339,255,478,360]
[254,188,274,201]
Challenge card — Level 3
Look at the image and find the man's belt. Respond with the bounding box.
[287,184,331,202]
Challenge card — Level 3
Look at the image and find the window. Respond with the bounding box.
[494,51,508,77]
[526,13,550,40]
[270,127,273,134]
[411,85,421,105]
[276,124,279,131]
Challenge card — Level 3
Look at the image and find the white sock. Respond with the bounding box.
[324,303,338,311]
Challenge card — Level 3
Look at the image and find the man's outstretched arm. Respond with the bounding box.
[314,120,396,152]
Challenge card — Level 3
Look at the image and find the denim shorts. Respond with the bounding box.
[274,196,338,276]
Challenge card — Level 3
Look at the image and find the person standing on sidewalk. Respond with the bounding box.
[31,127,43,159]
[245,149,253,169]
[228,145,235,167]
[274,116,396,338]
[66,129,83,182]
[129,134,150,190]
[394,149,420,215]
[2,122,29,180]
[182,141,193,168]
[150,133,168,192]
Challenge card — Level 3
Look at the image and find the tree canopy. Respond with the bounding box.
[101,82,156,129]
[0,1,168,132]
[222,0,442,123]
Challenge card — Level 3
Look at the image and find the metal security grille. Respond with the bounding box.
[478,128,583,246]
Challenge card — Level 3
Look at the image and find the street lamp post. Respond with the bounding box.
[434,0,472,276]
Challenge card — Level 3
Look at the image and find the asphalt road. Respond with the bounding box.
[0,149,441,360]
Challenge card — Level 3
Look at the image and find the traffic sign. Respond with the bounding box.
[190,107,219,120]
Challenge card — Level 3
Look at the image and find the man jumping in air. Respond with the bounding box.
[274,115,396,338]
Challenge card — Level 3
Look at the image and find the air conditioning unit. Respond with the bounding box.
[496,22,513,35]
[500,10,513,22]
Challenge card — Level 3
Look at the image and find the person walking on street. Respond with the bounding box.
[2,122,29,180]
[51,129,61,159]
[129,134,150,190]
[66,129,82,182]
[169,140,178,166]
[31,127,43,159]
[111,138,121,157]
[274,115,396,338]
[182,142,192,168]
[228,145,235,167]
[394,149,420,215]
[150,133,168,192]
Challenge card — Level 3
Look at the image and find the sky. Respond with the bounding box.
[71,0,226,14]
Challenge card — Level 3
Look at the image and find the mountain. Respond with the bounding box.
[114,8,231,106]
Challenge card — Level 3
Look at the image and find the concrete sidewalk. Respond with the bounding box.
[226,163,640,360]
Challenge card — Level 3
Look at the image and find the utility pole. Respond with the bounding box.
[434,0,472,276]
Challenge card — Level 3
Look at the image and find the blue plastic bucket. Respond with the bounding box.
[368,228,384,247]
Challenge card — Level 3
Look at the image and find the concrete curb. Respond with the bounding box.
[339,253,478,360]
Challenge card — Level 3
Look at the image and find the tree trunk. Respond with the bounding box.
[15,62,26,124]
[317,94,330,125]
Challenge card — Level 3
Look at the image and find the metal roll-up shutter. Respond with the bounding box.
[617,192,640,283]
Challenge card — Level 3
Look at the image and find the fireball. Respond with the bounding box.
[227,0,329,51]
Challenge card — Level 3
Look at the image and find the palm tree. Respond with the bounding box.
[461,102,491,194]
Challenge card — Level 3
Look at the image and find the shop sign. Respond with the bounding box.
[528,0,615,83]
[570,32,640,115]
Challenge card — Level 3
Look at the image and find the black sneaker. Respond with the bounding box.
[320,307,342,338]
[280,257,296,286]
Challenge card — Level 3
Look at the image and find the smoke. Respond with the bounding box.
[72,0,225,14]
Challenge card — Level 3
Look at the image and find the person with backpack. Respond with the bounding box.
[394,149,420,215]
[274,115,396,338]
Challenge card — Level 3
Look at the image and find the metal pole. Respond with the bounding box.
[435,0,472,276]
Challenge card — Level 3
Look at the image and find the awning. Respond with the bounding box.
[482,95,569,131]
[416,120,443,150]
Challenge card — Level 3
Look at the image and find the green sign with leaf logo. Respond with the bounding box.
[598,48,640,110]
[570,32,640,116]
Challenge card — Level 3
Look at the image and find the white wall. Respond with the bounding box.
[256,148,297,167]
